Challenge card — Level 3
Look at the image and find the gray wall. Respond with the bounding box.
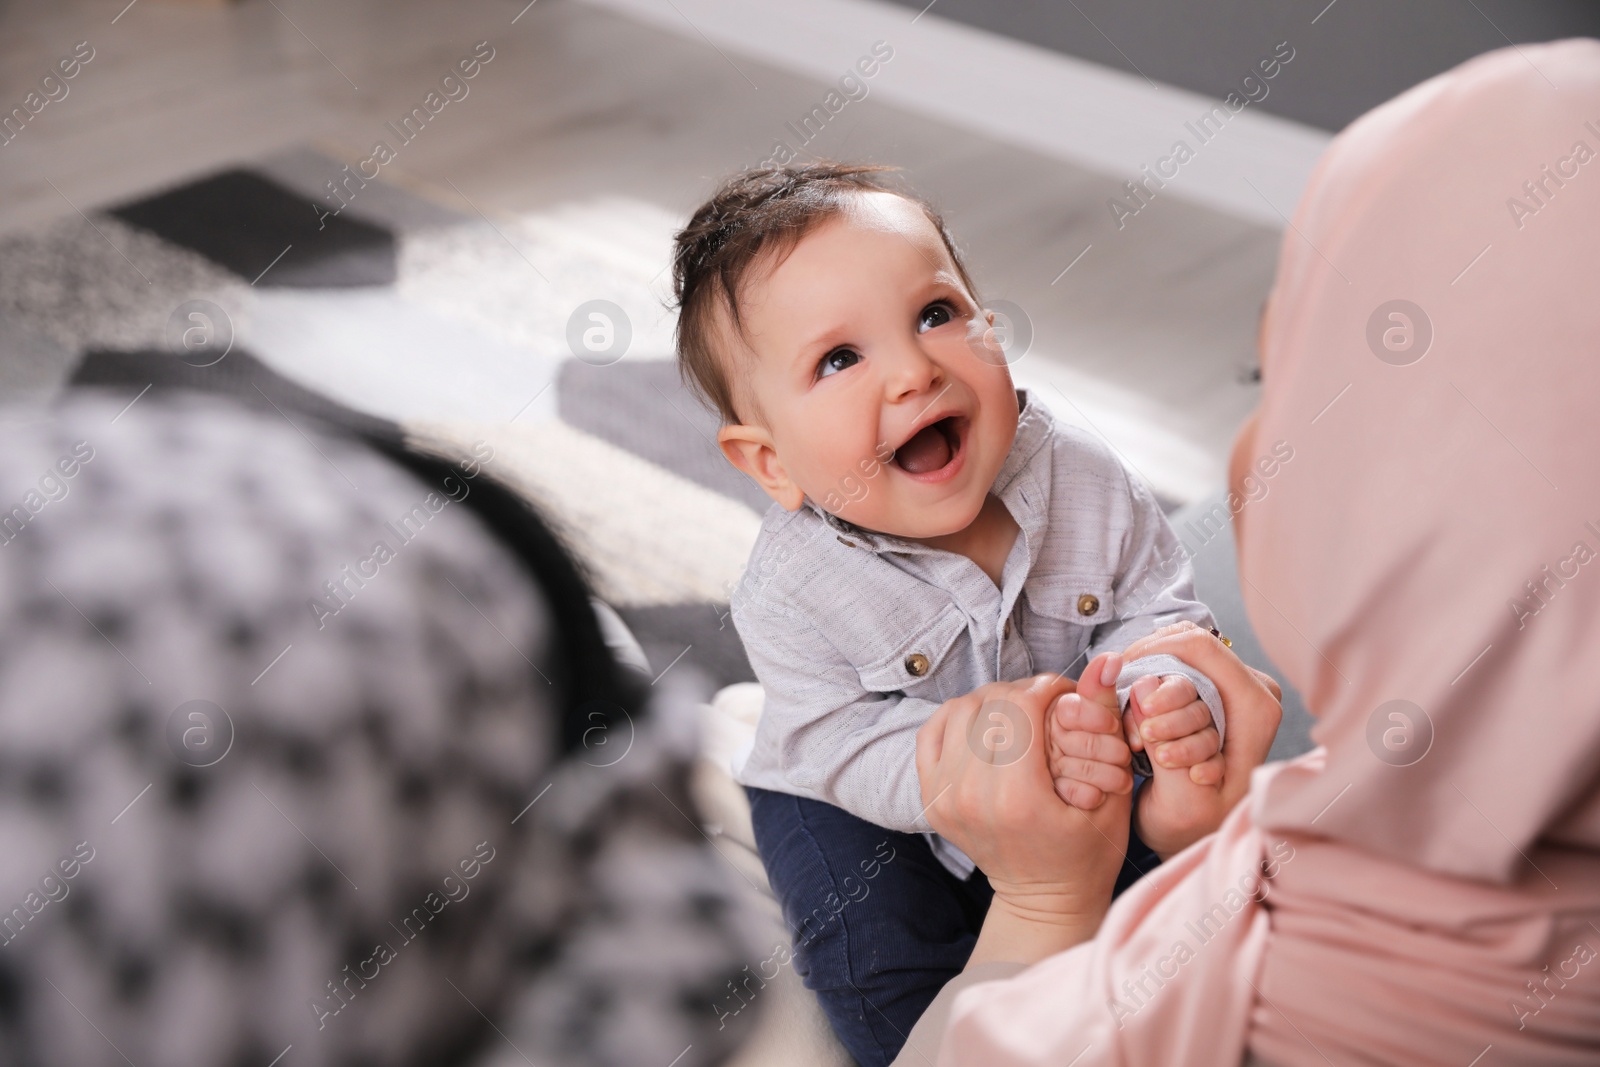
[883,0,1600,130]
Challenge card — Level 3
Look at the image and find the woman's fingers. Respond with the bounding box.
[1120,620,1205,662]
[937,686,987,766]
[1127,626,1285,706]
[1130,628,1246,690]
[917,687,988,810]
[1247,665,1284,703]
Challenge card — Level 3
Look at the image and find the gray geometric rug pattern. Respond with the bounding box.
[0,148,762,690]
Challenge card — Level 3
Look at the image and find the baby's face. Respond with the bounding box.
[716,191,1018,540]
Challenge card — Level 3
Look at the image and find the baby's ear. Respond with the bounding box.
[718,424,804,510]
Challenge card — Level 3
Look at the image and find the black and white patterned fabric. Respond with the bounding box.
[0,390,757,1067]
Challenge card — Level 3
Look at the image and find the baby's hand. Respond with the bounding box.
[1126,673,1230,860]
[1047,652,1135,810]
[1126,675,1222,786]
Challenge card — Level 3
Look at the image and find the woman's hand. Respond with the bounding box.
[1119,622,1284,859]
[915,665,1131,966]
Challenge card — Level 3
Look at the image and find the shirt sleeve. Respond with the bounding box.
[733,597,941,834]
[1086,471,1226,742]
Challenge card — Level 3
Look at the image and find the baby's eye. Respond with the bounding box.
[918,302,956,333]
[817,347,860,379]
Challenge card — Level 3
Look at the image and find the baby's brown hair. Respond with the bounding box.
[670,162,980,424]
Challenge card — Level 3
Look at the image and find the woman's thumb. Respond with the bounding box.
[1077,651,1123,711]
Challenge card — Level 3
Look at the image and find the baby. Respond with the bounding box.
[672,163,1227,1066]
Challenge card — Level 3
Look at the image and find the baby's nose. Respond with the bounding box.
[882,343,943,400]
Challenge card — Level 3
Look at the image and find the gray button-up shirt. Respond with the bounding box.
[729,391,1222,877]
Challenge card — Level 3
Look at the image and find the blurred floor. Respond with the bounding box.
[0,0,1289,500]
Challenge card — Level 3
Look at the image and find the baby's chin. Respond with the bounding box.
[829,491,987,542]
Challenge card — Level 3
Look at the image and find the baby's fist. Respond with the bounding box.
[1127,675,1223,786]
[1048,652,1135,809]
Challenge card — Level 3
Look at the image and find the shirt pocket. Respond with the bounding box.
[1020,573,1116,676]
[855,603,969,701]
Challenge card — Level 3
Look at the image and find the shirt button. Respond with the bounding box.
[1077,593,1100,616]
[1003,619,1012,639]
[905,653,930,677]
[837,536,857,548]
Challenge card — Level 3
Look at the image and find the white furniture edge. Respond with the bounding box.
[581,0,1333,228]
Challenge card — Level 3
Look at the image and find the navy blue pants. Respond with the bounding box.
[746,784,1160,1067]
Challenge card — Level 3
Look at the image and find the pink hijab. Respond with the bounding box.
[941,39,1600,1066]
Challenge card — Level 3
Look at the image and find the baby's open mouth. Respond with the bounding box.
[893,416,964,474]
